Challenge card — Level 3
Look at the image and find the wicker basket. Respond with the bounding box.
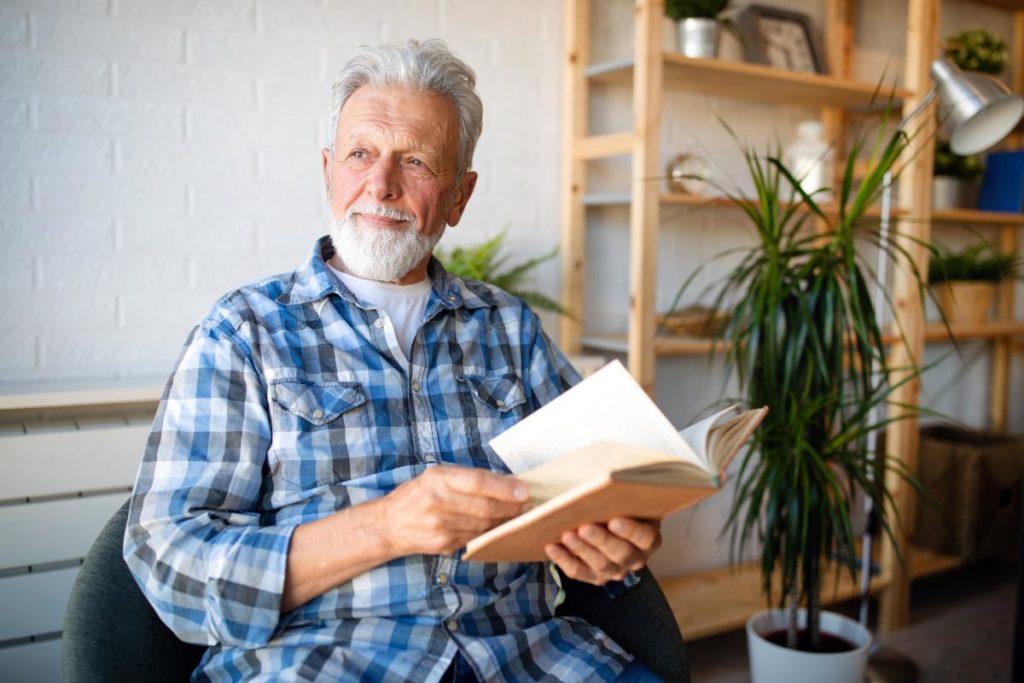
[656,306,730,337]
[932,281,995,326]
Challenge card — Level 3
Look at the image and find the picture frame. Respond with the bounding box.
[736,4,828,75]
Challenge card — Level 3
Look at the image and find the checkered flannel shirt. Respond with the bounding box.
[124,236,633,682]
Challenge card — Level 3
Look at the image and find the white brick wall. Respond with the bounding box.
[0,0,564,382]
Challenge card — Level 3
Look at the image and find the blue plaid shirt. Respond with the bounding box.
[124,236,633,682]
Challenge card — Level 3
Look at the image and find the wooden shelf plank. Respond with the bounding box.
[657,544,959,641]
[587,54,913,109]
[574,132,633,160]
[907,545,966,579]
[582,321,1024,362]
[581,193,631,206]
[579,335,629,354]
[921,320,1024,341]
[582,334,718,356]
[658,560,890,641]
[0,378,165,413]
[969,0,1024,10]
[932,208,1024,225]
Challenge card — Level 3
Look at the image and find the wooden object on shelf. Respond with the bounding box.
[914,426,1024,561]
[656,306,730,338]
[933,281,997,326]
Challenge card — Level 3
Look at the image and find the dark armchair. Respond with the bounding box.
[63,501,690,682]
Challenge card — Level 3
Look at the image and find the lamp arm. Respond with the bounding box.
[897,86,937,132]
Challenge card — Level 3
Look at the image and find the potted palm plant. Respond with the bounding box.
[665,0,732,59]
[675,120,931,681]
[929,243,1022,326]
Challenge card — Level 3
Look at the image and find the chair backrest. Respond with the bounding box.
[64,500,690,682]
[62,500,205,683]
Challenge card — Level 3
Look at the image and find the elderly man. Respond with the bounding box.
[125,40,664,682]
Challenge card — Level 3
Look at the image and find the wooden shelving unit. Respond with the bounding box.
[658,544,966,641]
[560,0,1023,641]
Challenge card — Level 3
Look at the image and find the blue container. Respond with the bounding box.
[978,150,1024,213]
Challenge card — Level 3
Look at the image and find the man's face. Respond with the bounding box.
[322,85,477,283]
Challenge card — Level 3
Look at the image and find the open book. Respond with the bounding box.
[463,360,767,562]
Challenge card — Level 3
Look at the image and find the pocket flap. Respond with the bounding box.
[271,380,366,426]
[457,373,526,413]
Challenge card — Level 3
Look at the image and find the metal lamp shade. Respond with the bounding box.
[931,58,1024,155]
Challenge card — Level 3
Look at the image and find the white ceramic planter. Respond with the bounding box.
[746,609,872,683]
[677,18,719,58]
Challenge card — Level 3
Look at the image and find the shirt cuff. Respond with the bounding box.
[602,570,641,599]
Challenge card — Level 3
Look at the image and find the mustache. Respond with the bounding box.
[346,204,415,223]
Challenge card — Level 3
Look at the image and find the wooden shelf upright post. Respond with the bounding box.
[627,0,663,396]
[559,0,590,356]
[878,0,940,634]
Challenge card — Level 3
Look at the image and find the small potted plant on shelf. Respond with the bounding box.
[665,0,732,59]
[933,139,985,210]
[671,117,932,682]
[928,243,1022,326]
[944,27,1009,75]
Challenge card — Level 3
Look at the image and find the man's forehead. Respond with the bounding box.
[341,85,456,122]
[335,86,459,151]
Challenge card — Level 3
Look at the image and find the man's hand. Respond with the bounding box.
[544,518,662,586]
[381,465,532,557]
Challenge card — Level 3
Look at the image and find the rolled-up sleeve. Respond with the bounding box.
[123,319,297,648]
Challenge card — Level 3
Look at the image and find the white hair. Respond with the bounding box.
[327,39,483,179]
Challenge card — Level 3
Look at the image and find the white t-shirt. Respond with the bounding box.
[328,264,433,363]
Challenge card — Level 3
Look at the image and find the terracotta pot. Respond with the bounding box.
[933,281,995,326]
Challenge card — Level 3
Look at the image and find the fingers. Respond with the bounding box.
[607,518,662,554]
[436,466,529,503]
[381,466,532,557]
[545,519,662,586]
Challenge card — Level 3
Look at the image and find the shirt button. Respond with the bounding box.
[373,318,385,328]
[446,619,459,633]
[437,572,449,585]
[312,408,324,420]
[411,381,421,392]
[495,400,504,408]
[447,295,457,302]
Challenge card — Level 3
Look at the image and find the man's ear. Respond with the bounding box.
[321,148,332,196]
[446,171,478,227]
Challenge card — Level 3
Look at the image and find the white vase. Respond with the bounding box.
[746,609,872,683]
[932,175,969,209]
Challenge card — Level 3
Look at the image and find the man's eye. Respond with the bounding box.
[350,150,366,159]
[407,158,424,167]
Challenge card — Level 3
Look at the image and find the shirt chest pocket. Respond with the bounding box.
[454,372,527,468]
[268,379,376,489]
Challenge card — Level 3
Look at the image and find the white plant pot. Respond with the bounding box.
[932,175,972,210]
[746,609,872,683]
[676,18,719,58]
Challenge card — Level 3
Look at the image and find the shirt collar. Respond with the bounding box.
[276,235,492,311]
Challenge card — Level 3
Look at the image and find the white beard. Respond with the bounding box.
[329,205,444,282]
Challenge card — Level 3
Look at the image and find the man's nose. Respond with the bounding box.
[364,157,401,201]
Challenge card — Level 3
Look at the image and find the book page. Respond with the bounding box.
[678,405,740,466]
[490,360,699,474]
[707,406,769,473]
[514,441,705,505]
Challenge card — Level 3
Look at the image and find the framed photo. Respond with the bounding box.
[737,4,827,75]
